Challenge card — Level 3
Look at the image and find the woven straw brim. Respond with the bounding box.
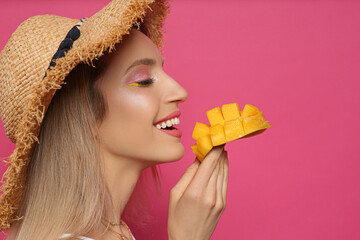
[0,0,169,232]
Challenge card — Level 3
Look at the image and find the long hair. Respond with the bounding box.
[9,46,161,240]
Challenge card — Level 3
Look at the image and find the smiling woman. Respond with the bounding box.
[0,1,228,240]
[96,29,188,167]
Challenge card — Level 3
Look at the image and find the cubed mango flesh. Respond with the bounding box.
[191,103,271,161]
[197,134,213,157]
[206,107,225,126]
[243,117,271,135]
[222,103,241,121]
[242,104,260,117]
[191,143,205,161]
[192,122,211,140]
[251,111,265,121]
[210,124,227,146]
[224,118,245,142]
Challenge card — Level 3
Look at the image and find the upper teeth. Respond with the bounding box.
[155,117,180,129]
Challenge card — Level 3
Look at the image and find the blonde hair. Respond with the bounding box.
[7,48,161,240]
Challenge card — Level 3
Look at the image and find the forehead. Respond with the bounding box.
[105,28,163,73]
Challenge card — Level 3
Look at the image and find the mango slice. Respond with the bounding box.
[242,104,260,117]
[224,118,245,141]
[192,122,210,140]
[243,117,271,135]
[191,103,271,161]
[191,143,205,161]
[197,134,213,157]
[206,107,225,126]
[222,103,241,121]
[210,124,227,146]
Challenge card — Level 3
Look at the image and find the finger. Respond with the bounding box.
[216,151,225,208]
[206,153,221,199]
[171,159,200,196]
[190,145,225,190]
[222,151,229,204]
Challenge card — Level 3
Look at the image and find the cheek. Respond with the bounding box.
[115,89,156,128]
[100,88,158,155]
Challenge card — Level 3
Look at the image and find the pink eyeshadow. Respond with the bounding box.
[124,69,150,85]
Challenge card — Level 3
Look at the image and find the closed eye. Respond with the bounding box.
[125,78,154,87]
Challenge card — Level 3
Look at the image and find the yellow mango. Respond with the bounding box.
[221,103,241,121]
[242,104,260,117]
[224,118,245,141]
[206,107,225,126]
[191,143,205,161]
[243,117,271,134]
[192,122,210,140]
[191,103,271,162]
[251,111,265,121]
[197,134,213,157]
[210,124,226,146]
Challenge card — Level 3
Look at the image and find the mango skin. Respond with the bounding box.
[191,103,271,162]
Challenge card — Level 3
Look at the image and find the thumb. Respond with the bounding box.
[171,159,200,197]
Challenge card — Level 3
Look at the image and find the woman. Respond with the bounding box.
[0,1,228,239]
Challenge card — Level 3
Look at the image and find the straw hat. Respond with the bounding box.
[0,0,169,231]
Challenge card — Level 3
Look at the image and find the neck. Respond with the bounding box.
[104,154,144,221]
[101,149,152,240]
[88,146,151,239]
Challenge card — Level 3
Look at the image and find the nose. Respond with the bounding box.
[162,73,188,104]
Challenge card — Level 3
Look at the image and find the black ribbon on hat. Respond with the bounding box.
[43,17,87,79]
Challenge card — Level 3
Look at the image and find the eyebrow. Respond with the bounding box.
[125,57,164,75]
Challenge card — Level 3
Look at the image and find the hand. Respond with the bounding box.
[168,145,229,240]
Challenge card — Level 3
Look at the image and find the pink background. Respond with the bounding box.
[1,0,360,239]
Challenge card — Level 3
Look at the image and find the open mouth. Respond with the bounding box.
[154,117,180,131]
[153,117,182,138]
[155,125,177,130]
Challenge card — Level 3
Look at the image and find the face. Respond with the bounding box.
[96,28,188,168]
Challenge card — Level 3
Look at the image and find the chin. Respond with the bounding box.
[155,143,185,164]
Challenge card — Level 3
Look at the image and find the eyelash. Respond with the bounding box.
[125,77,154,87]
[137,78,154,86]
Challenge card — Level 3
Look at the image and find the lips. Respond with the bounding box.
[153,110,182,138]
[153,110,181,126]
[158,127,182,138]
